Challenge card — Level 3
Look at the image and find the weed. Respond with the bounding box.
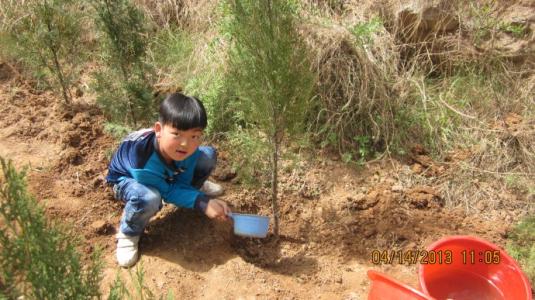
[499,22,527,38]
[506,216,535,285]
[398,68,509,156]
[107,263,174,300]
[468,2,501,44]
[350,17,383,46]
[504,175,533,195]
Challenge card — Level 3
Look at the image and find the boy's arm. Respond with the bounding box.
[164,185,230,220]
[163,184,206,209]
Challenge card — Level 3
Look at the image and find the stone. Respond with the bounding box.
[91,220,113,235]
[391,185,404,192]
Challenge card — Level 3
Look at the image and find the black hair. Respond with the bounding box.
[159,92,207,130]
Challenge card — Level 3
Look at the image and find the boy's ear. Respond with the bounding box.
[154,122,162,138]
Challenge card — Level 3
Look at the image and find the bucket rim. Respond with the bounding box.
[231,213,270,219]
[368,270,434,299]
[418,235,532,299]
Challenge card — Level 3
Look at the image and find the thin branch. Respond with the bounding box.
[438,94,476,119]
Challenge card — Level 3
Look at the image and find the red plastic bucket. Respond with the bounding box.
[419,235,532,300]
[368,270,436,300]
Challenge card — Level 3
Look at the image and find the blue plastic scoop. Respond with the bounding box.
[228,212,270,238]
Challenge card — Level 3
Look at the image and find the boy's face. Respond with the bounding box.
[154,122,203,162]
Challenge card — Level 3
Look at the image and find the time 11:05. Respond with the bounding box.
[461,250,501,264]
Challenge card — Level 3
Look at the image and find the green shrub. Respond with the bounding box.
[92,0,156,128]
[104,122,133,140]
[0,157,102,299]
[149,27,195,89]
[225,128,270,186]
[0,31,16,62]
[185,70,240,137]
[148,25,241,136]
[5,0,85,104]
[223,0,314,137]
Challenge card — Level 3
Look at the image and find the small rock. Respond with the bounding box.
[411,144,427,155]
[84,245,94,254]
[391,185,404,192]
[406,186,443,209]
[91,220,113,235]
[411,197,428,209]
[367,190,379,200]
[344,292,360,300]
[411,163,424,174]
[213,168,237,181]
[364,228,377,238]
[75,87,84,97]
[346,192,378,211]
[475,201,487,210]
[92,175,105,188]
[405,241,417,250]
[71,187,84,197]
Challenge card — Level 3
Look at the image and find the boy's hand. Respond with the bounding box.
[205,199,231,221]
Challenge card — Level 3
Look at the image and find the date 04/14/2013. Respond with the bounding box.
[371,250,452,265]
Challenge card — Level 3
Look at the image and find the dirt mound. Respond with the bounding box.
[0,75,120,242]
[219,157,509,269]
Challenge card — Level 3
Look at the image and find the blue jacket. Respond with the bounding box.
[106,129,207,210]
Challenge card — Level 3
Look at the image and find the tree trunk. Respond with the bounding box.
[44,6,71,105]
[271,132,280,237]
[51,48,71,104]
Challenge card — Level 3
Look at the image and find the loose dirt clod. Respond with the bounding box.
[91,220,114,235]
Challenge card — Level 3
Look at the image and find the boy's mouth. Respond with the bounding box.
[176,150,188,155]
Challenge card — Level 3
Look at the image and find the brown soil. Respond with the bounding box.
[0,65,525,299]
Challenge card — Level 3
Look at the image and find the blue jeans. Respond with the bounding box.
[113,146,217,236]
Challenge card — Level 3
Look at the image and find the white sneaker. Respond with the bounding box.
[116,232,140,268]
[200,180,224,197]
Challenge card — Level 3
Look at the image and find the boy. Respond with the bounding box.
[106,92,231,268]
